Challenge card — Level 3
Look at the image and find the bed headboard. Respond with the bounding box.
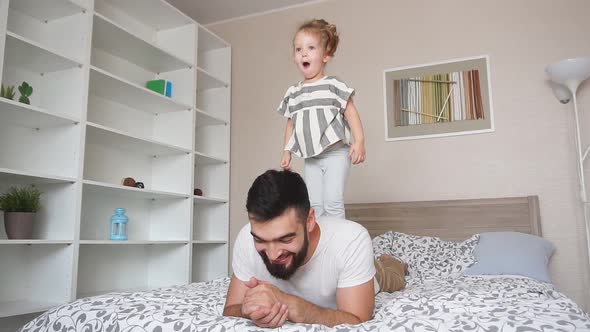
[345,196,541,242]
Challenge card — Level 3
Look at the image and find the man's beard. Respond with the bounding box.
[258,230,309,280]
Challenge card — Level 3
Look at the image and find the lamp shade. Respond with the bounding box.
[545,56,590,93]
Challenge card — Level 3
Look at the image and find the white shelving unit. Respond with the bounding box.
[0,0,231,321]
[191,24,230,282]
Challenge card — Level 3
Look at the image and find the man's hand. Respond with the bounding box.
[241,277,289,328]
[240,277,263,315]
[248,302,289,328]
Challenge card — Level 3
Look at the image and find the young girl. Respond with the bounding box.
[277,19,366,219]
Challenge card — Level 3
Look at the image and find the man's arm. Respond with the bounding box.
[223,275,250,318]
[285,279,374,326]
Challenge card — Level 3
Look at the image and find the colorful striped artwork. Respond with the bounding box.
[393,70,484,127]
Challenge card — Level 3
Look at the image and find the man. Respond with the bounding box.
[223,169,405,328]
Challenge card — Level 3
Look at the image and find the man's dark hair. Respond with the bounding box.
[246,169,310,222]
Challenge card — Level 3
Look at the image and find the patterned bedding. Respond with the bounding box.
[20,275,590,332]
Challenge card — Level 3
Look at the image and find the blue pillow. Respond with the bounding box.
[464,232,555,283]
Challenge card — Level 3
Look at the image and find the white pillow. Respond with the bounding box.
[372,231,479,281]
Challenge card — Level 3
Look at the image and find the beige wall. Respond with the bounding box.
[210,0,590,309]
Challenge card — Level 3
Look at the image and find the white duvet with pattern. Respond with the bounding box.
[19,275,590,332]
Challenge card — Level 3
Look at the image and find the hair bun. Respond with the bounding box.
[295,18,340,56]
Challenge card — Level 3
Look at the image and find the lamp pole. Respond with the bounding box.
[546,57,590,303]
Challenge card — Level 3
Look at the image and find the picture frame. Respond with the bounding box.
[383,55,495,141]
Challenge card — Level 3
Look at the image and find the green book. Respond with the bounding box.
[146,79,166,94]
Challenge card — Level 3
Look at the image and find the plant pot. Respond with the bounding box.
[3,212,35,239]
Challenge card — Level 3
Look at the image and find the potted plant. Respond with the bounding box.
[0,84,16,100]
[18,81,33,104]
[0,186,41,239]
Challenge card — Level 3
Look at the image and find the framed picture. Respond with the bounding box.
[383,55,494,141]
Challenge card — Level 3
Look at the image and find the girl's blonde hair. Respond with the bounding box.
[295,19,339,56]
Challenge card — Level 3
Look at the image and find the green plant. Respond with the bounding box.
[0,186,42,213]
[18,81,33,105]
[1,84,16,100]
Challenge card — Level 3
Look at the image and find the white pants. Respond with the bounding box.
[304,142,351,219]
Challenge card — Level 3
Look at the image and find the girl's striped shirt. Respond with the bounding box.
[277,76,355,158]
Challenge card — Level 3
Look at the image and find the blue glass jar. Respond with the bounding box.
[110,208,128,241]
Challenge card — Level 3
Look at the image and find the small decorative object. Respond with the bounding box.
[0,186,42,239]
[122,177,136,187]
[110,208,128,241]
[18,81,33,105]
[194,188,203,196]
[0,84,16,100]
[146,79,173,98]
[135,182,145,189]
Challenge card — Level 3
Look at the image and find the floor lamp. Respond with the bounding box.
[545,56,590,289]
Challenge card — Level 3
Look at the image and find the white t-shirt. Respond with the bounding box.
[232,217,375,310]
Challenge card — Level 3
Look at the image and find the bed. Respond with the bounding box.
[19,196,590,331]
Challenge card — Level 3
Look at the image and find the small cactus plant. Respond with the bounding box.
[1,84,16,100]
[18,81,33,105]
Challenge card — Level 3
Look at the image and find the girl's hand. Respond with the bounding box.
[280,151,292,169]
[348,142,366,164]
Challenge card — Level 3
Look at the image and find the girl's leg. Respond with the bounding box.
[304,158,325,218]
[322,146,351,218]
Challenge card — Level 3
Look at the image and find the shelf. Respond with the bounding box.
[77,243,188,299]
[4,31,83,73]
[93,13,192,73]
[9,0,86,22]
[83,180,189,200]
[197,67,229,91]
[192,240,227,244]
[86,122,191,157]
[193,195,228,204]
[191,243,228,282]
[89,66,191,114]
[80,240,188,245]
[195,108,228,126]
[194,151,227,165]
[198,25,229,52]
[99,0,193,31]
[0,0,231,320]
[0,97,79,129]
[0,240,72,245]
[0,300,63,318]
[0,168,76,184]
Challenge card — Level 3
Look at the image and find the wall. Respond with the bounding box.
[210,0,590,309]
